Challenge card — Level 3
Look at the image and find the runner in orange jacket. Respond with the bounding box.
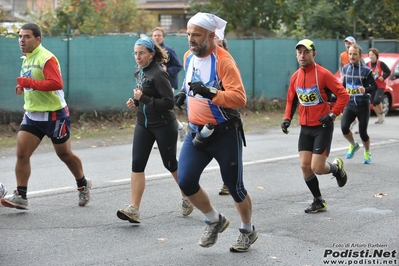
[282,39,350,213]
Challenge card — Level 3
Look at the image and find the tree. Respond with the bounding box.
[190,0,290,37]
[351,0,399,39]
[282,0,353,39]
[191,0,399,40]
[0,5,4,22]
[36,0,142,36]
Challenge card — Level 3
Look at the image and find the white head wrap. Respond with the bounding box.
[215,28,225,40]
[188,12,227,40]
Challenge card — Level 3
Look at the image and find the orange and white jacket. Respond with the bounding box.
[182,46,246,126]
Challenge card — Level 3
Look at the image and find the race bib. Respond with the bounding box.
[296,85,323,106]
[346,84,362,96]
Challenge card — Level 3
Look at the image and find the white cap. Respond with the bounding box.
[188,12,227,39]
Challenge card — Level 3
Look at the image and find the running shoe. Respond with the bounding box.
[229,226,258,252]
[199,213,230,248]
[304,198,327,213]
[117,204,141,223]
[375,114,385,124]
[363,151,372,164]
[349,119,357,130]
[332,157,348,187]
[1,190,28,210]
[181,197,194,216]
[218,184,230,196]
[78,178,92,206]
[345,142,360,159]
[0,183,7,199]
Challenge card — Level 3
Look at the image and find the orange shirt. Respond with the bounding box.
[340,51,349,67]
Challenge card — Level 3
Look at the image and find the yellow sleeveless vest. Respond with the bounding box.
[21,44,65,112]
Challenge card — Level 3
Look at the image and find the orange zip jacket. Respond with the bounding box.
[340,51,349,67]
[284,63,349,126]
[182,47,246,126]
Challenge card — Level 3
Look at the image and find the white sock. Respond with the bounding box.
[204,209,219,223]
[178,120,183,130]
[241,222,253,232]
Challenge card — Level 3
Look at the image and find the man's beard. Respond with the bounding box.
[190,35,210,57]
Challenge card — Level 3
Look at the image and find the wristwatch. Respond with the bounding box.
[208,86,218,95]
[329,113,337,120]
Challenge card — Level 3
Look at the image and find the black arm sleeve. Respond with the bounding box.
[364,72,378,94]
[380,61,391,80]
[289,96,299,120]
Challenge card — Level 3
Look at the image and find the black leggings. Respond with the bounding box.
[371,88,385,106]
[341,104,370,142]
[132,120,178,173]
[371,88,384,106]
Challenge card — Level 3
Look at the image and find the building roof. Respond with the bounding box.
[137,1,190,10]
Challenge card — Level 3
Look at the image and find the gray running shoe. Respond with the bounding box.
[375,114,385,124]
[179,126,186,142]
[181,197,194,216]
[305,198,327,213]
[1,190,28,210]
[78,178,92,206]
[199,213,230,248]
[332,158,347,187]
[230,226,258,252]
[0,183,7,199]
[117,204,141,223]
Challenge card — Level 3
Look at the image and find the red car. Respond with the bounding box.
[335,53,399,115]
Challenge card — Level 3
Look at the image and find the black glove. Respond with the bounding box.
[174,92,186,110]
[189,82,215,100]
[319,114,333,127]
[281,119,291,134]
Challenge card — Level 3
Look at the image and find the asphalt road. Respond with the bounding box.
[1,114,398,266]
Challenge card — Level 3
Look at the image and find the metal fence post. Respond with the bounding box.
[66,24,71,103]
[252,32,255,99]
[369,36,374,49]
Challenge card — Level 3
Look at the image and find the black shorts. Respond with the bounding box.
[20,113,71,144]
[298,124,334,156]
[371,88,384,106]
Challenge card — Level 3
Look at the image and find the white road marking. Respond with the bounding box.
[26,139,399,196]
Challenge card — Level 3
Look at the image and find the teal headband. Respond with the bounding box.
[135,37,155,52]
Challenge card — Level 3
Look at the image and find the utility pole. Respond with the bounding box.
[11,0,15,17]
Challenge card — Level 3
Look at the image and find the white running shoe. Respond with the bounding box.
[0,183,7,199]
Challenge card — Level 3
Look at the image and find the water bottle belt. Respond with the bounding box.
[188,118,240,135]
